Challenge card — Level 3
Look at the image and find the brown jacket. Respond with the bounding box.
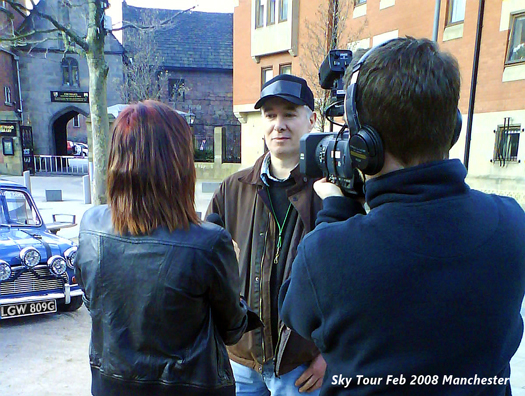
[206,154,323,376]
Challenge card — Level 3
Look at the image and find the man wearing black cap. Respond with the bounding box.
[206,74,326,395]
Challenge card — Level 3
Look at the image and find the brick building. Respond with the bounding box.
[0,0,27,175]
[122,2,241,164]
[233,0,525,205]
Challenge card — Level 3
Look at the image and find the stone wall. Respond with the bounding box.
[164,69,241,161]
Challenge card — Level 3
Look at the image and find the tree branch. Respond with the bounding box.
[2,0,30,19]
[25,0,89,52]
[0,28,59,42]
[113,6,195,32]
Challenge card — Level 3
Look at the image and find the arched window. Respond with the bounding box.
[62,57,79,87]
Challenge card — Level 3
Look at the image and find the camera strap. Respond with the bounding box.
[266,186,293,265]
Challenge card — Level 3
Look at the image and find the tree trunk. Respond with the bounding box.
[86,0,109,205]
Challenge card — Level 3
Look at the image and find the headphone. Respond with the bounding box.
[344,40,463,175]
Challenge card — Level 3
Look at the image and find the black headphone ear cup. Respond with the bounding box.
[345,82,360,135]
[451,109,462,148]
[348,125,384,175]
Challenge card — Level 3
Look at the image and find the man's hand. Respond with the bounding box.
[313,178,344,200]
[295,354,327,393]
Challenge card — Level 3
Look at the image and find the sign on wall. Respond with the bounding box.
[50,91,89,103]
[0,123,17,136]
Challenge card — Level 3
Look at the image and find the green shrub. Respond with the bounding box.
[194,148,214,162]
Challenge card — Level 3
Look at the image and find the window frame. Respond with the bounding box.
[4,86,12,105]
[278,0,288,22]
[61,57,79,87]
[168,78,186,102]
[446,0,466,26]
[73,114,80,128]
[267,0,276,25]
[255,0,265,28]
[279,63,292,75]
[261,67,273,88]
[493,123,522,164]
[506,12,525,65]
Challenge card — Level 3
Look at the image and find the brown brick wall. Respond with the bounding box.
[234,0,525,115]
[166,69,240,150]
[0,51,18,111]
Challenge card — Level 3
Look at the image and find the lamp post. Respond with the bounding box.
[187,112,196,127]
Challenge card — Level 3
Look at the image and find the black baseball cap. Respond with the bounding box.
[255,74,315,111]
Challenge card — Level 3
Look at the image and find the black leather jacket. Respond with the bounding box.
[75,205,248,396]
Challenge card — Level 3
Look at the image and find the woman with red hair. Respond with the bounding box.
[75,100,250,396]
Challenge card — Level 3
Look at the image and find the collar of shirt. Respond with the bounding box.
[260,152,294,186]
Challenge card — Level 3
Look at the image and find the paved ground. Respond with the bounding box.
[0,306,92,396]
[0,174,524,395]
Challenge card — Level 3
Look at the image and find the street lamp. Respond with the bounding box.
[187,112,196,126]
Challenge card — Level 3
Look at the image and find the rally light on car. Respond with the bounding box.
[47,256,67,276]
[63,246,77,269]
[20,247,41,268]
[0,260,11,281]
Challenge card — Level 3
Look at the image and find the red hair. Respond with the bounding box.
[107,100,200,235]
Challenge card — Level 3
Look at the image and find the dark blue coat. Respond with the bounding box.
[279,160,525,395]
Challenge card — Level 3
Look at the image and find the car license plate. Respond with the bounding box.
[0,300,57,319]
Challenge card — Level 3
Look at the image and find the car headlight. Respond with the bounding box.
[63,246,77,269]
[0,260,11,281]
[20,247,41,268]
[47,256,67,276]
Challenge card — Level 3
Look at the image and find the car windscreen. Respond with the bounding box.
[0,189,42,226]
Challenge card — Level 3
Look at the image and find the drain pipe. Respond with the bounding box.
[432,0,441,42]
[464,0,485,170]
[14,55,23,123]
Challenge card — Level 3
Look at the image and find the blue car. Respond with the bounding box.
[0,181,82,319]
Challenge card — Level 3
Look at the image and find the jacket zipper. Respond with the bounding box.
[259,212,270,364]
[274,323,291,377]
[273,322,285,375]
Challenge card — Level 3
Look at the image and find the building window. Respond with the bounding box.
[355,0,366,6]
[447,0,466,25]
[61,57,79,87]
[4,87,12,105]
[507,13,525,64]
[279,0,288,22]
[279,64,292,75]
[493,119,521,164]
[262,67,273,87]
[255,0,264,28]
[169,78,186,102]
[73,114,80,128]
[267,0,276,25]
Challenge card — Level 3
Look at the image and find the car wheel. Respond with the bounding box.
[58,296,83,312]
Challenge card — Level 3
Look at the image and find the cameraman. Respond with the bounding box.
[279,37,525,395]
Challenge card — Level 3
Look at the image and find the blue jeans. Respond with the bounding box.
[231,360,321,396]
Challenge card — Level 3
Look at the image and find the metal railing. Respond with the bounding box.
[34,155,89,175]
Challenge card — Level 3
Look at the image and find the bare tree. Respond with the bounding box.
[119,9,188,104]
[0,0,191,204]
[300,0,367,131]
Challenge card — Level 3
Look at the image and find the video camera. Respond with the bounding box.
[299,49,364,196]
